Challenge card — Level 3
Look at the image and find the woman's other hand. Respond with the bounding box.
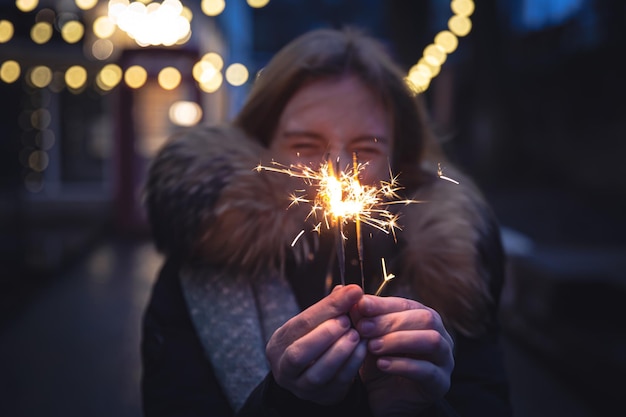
[353,295,455,416]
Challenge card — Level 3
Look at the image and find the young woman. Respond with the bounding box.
[141,28,511,417]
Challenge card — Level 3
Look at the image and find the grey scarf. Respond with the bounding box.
[180,264,300,412]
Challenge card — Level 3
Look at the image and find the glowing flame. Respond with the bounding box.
[257,155,419,287]
[257,156,418,239]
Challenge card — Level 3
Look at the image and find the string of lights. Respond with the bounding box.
[2,0,474,95]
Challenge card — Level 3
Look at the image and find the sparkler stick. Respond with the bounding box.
[353,153,365,289]
[327,155,346,286]
[255,155,420,291]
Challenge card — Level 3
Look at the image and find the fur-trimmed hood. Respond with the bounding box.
[144,124,505,338]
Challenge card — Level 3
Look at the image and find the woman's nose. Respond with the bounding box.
[327,150,353,173]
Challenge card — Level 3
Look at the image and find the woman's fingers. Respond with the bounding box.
[300,328,363,387]
[355,295,453,346]
[367,329,453,366]
[274,284,363,344]
[279,315,352,378]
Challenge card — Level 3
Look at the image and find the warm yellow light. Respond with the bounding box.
[92,38,114,60]
[35,130,55,150]
[225,63,249,86]
[202,52,224,70]
[423,44,447,66]
[434,30,458,53]
[448,15,472,37]
[93,16,116,38]
[28,150,49,172]
[65,65,88,90]
[30,66,53,88]
[75,0,98,10]
[0,20,14,43]
[98,63,123,90]
[31,22,53,44]
[158,67,182,90]
[198,71,222,93]
[112,0,191,47]
[124,65,148,89]
[1,60,21,83]
[247,0,270,8]
[451,0,475,17]
[61,20,85,44]
[30,108,51,129]
[409,62,433,79]
[181,6,193,21]
[417,57,441,78]
[169,101,203,126]
[16,0,39,13]
[201,0,225,16]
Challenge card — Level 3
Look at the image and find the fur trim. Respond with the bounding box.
[145,126,499,336]
[398,162,494,337]
[144,124,313,274]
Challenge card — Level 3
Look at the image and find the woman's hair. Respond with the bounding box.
[233,27,438,187]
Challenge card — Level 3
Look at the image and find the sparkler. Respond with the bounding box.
[257,157,460,295]
[256,153,419,289]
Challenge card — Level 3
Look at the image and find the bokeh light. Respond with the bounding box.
[31,22,53,44]
[97,63,123,91]
[158,67,181,90]
[247,0,270,8]
[448,15,472,37]
[0,20,15,43]
[1,60,21,83]
[30,108,52,129]
[75,0,98,11]
[169,101,203,126]
[61,20,85,44]
[92,38,114,60]
[451,0,475,17]
[198,71,222,93]
[93,16,116,39]
[423,44,447,66]
[109,0,191,47]
[65,65,88,90]
[225,63,249,86]
[201,0,225,17]
[16,0,39,13]
[406,0,474,93]
[28,150,49,172]
[124,65,148,89]
[35,130,56,150]
[434,30,458,54]
[29,66,53,88]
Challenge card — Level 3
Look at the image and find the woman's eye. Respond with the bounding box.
[353,147,384,160]
[290,142,323,156]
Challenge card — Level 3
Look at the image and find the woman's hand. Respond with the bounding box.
[266,284,368,405]
[352,295,455,416]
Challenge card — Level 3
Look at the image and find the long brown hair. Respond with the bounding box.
[233,27,439,187]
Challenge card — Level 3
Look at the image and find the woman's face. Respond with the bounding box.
[269,75,393,185]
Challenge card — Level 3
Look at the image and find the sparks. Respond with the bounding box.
[375,257,396,296]
[256,155,420,287]
[256,158,419,238]
[437,162,460,185]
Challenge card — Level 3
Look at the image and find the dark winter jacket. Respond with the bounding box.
[140,124,512,417]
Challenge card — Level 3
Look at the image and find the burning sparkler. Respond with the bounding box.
[256,154,418,288]
[256,156,460,295]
